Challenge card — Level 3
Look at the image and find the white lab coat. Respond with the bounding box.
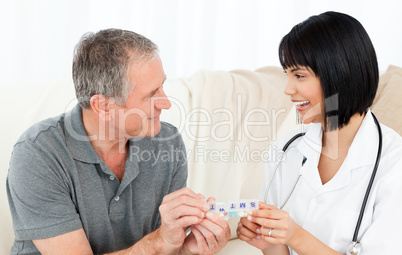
[260,111,402,254]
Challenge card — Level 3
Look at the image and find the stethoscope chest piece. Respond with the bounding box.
[346,241,361,255]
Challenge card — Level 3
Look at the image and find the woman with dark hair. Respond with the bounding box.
[237,12,402,254]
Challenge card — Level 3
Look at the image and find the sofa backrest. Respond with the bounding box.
[1,65,401,252]
[371,65,402,136]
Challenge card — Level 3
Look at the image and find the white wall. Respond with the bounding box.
[1,0,401,86]
[0,1,401,252]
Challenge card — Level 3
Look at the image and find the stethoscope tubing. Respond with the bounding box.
[352,112,382,242]
[263,112,383,251]
[263,132,305,204]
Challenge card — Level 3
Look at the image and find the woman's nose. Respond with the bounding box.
[284,78,297,96]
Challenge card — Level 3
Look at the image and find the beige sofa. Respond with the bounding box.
[1,65,401,254]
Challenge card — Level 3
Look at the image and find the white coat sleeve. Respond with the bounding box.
[359,148,402,254]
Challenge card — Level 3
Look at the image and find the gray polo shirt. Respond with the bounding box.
[6,104,187,254]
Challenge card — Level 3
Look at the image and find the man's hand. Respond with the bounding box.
[32,191,230,255]
[181,197,231,255]
[156,187,211,253]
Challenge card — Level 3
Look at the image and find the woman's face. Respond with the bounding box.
[284,66,325,125]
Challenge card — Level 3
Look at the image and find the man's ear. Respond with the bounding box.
[89,94,112,121]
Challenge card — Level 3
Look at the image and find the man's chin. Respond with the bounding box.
[142,121,162,137]
[125,121,162,138]
[146,127,161,137]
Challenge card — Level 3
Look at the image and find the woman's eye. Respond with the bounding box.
[296,74,304,78]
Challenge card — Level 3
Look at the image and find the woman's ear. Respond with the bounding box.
[89,94,112,121]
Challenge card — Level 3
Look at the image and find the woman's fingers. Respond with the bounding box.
[258,202,279,210]
[237,221,258,240]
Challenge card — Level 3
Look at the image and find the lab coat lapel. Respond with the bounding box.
[302,111,379,193]
[323,112,378,192]
[297,123,323,191]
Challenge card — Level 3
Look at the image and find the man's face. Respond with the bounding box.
[111,55,171,138]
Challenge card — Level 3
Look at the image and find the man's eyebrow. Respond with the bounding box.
[148,76,167,97]
[149,87,159,97]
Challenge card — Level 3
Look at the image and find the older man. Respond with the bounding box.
[7,29,230,254]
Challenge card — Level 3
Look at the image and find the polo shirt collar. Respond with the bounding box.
[64,104,101,164]
[64,104,156,164]
[127,137,156,163]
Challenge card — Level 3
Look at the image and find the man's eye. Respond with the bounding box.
[296,74,304,78]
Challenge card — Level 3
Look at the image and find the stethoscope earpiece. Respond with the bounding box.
[346,241,361,255]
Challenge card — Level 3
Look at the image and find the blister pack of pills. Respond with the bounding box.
[208,199,259,218]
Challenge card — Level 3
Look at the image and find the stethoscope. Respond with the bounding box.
[263,112,382,255]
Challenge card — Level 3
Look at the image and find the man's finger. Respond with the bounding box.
[204,211,231,239]
[197,214,229,243]
[191,224,218,251]
[160,194,210,218]
[162,187,203,203]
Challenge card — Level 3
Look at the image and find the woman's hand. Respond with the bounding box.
[237,215,271,250]
[240,202,341,255]
[247,202,298,246]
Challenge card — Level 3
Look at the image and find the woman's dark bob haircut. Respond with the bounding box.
[279,11,379,131]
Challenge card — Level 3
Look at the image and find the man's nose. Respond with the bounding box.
[153,88,171,110]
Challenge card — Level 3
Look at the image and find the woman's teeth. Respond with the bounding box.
[294,100,310,107]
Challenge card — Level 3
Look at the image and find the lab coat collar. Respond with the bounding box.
[344,110,379,170]
[296,110,379,192]
[297,123,323,161]
[297,123,324,190]
[325,110,379,191]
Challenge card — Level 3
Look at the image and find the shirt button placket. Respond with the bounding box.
[114,196,120,202]
[110,175,115,181]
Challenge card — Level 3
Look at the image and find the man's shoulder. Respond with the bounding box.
[15,113,67,147]
[9,113,71,177]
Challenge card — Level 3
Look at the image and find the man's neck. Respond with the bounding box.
[81,108,128,160]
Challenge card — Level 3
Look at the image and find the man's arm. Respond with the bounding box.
[33,229,93,255]
[32,187,210,255]
[33,228,165,255]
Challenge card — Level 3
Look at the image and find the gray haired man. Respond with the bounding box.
[7,29,230,254]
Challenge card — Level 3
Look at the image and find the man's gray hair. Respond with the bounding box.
[72,28,159,109]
